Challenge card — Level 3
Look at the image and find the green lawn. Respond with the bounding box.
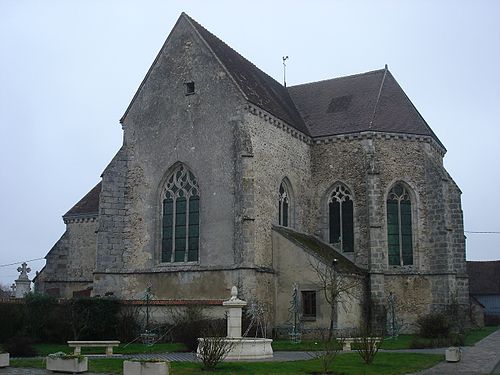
[11,352,443,374]
[274,326,499,351]
[32,342,187,356]
[463,325,499,346]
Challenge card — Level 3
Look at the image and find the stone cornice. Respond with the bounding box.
[245,104,312,144]
[245,103,446,157]
[63,214,98,224]
[313,131,446,157]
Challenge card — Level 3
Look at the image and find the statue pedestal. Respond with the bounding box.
[197,286,273,361]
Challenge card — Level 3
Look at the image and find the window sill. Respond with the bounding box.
[155,261,200,269]
[301,316,317,322]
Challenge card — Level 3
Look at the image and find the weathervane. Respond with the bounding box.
[282,56,289,87]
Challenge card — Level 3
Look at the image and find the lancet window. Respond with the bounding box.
[328,185,354,252]
[387,183,413,266]
[278,181,290,227]
[161,164,200,263]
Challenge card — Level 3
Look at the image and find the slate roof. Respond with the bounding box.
[183,14,310,136]
[467,261,500,295]
[120,13,445,148]
[288,68,445,149]
[273,226,366,275]
[63,182,101,219]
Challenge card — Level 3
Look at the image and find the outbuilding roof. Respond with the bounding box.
[467,260,500,295]
[273,225,366,275]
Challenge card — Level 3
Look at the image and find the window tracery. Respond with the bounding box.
[162,164,199,263]
[387,183,413,266]
[328,184,354,252]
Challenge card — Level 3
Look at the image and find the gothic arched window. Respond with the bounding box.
[278,181,290,227]
[328,185,354,252]
[387,183,413,266]
[161,164,200,263]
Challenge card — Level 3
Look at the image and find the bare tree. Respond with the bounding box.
[306,328,344,374]
[309,255,363,341]
[0,283,12,298]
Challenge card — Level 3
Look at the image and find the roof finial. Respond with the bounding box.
[282,56,289,87]
[385,64,388,70]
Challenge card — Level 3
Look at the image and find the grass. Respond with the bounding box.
[33,342,187,356]
[273,325,499,351]
[463,325,499,346]
[11,352,443,374]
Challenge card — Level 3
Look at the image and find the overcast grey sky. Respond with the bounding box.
[1,0,499,288]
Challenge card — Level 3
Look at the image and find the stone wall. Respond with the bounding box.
[37,219,97,297]
[242,107,311,269]
[310,135,467,330]
[272,229,366,331]
[93,16,255,299]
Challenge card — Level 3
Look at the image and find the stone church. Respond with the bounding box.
[35,13,468,332]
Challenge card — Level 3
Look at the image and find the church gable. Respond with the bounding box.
[120,13,245,132]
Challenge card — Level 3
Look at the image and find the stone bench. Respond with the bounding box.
[342,337,382,351]
[67,340,120,356]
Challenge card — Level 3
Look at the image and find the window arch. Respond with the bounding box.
[278,181,290,227]
[328,184,354,252]
[161,164,200,263]
[387,183,413,266]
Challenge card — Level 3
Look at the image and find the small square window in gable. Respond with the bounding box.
[185,81,195,95]
[327,95,352,113]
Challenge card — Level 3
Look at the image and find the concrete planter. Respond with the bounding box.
[445,347,461,362]
[0,353,9,367]
[123,360,169,375]
[46,356,88,373]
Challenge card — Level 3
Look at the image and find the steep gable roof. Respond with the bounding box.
[467,260,500,295]
[183,14,309,135]
[63,182,101,219]
[288,68,445,149]
[121,13,309,135]
[121,13,444,148]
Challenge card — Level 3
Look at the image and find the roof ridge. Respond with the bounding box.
[183,13,309,135]
[383,70,446,151]
[181,13,249,102]
[368,65,388,129]
[288,68,386,89]
[183,13,287,95]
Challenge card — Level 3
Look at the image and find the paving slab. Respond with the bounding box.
[410,328,500,375]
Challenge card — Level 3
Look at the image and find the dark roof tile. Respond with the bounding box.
[63,182,101,219]
[467,260,500,295]
[273,225,366,275]
[288,68,445,149]
[184,14,310,136]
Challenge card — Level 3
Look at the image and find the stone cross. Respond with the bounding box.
[16,262,31,280]
[15,262,31,298]
[10,283,16,296]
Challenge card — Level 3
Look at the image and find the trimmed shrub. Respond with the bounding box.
[24,293,69,342]
[171,306,206,351]
[4,336,36,357]
[417,313,450,339]
[67,297,120,340]
[0,303,26,342]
